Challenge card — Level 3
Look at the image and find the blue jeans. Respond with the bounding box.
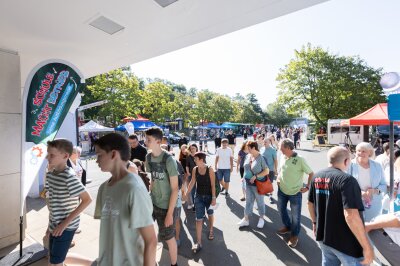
[194,194,214,220]
[277,188,302,236]
[319,242,363,266]
[245,185,265,217]
[49,229,76,264]
[217,169,231,182]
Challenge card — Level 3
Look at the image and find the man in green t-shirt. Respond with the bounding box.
[145,127,179,266]
[94,133,156,266]
[276,138,314,248]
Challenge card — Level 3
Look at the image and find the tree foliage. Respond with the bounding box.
[276,44,386,127]
[265,103,294,127]
[85,68,142,126]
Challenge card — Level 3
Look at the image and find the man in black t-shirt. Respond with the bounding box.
[308,146,373,265]
[214,133,222,150]
[178,134,188,148]
[226,130,236,153]
[128,134,148,162]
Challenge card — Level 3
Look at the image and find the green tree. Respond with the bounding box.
[86,68,142,126]
[192,90,215,125]
[209,95,234,123]
[169,91,196,122]
[246,93,264,116]
[265,102,294,127]
[277,44,386,127]
[141,81,175,123]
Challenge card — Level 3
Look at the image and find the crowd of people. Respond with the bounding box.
[41,126,400,266]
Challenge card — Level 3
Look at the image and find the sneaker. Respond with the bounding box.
[237,218,249,228]
[221,187,225,193]
[192,243,202,253]
[187,204,194,210]
[277,227,291,235]
[225,192,230,198]
[257,219,265,229]
[288,236,298,248]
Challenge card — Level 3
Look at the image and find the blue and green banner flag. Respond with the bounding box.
[26,62,83,144]
[21,61,83,216]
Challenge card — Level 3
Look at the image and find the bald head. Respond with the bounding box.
[328,146,351,166]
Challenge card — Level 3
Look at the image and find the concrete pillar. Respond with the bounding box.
[0,49,22,249]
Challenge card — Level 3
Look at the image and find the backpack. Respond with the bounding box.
[175,160,185,189]
[146,152,183,189]
[214,168,221,198]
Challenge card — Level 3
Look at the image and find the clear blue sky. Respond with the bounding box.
[132,0,400,108]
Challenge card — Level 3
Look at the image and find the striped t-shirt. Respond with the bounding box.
[45,167,86,232]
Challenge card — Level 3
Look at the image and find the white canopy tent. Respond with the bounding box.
[79,120,114,132]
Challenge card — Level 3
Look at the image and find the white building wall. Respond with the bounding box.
[0,49,22,248]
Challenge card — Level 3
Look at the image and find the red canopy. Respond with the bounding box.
[345,103,399,126]
[136,114,149,121]
[122,116,135,123]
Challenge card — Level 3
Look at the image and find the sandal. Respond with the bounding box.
[192,243,202,253]
[208,230,214,240]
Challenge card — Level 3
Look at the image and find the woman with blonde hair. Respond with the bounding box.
[348,142,387,222]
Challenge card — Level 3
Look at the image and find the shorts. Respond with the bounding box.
[217,169,231,183]
[49,229,76,264]
[153,205,177,241]
[176,206,182,219]
[194,194,214,220]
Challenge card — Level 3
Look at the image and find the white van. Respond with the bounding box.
[327,119,363,146]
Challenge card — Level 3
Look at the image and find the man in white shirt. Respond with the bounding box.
[365,212,400,266]
[215,139,233,198]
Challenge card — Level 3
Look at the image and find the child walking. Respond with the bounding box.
[45,139,92,266]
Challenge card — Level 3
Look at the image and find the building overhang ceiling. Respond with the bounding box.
[0,0,329,81]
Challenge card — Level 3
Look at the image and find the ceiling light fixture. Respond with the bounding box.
[89,16,125,35]
[154,0,178,8]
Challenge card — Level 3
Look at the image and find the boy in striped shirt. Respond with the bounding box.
[45,139,92,266]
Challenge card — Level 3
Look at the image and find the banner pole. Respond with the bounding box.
[19,216,23,257]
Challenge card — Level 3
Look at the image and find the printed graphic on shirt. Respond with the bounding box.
[150,163,167,181]
[101,196,120,219]
[314,177,330,196]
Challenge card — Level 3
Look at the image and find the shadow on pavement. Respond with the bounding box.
[225,197,322,265]
[166,205,240,265]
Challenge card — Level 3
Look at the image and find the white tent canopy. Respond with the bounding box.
[79,120,114,132]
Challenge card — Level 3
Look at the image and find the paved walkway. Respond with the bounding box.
[0,139,389,265]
